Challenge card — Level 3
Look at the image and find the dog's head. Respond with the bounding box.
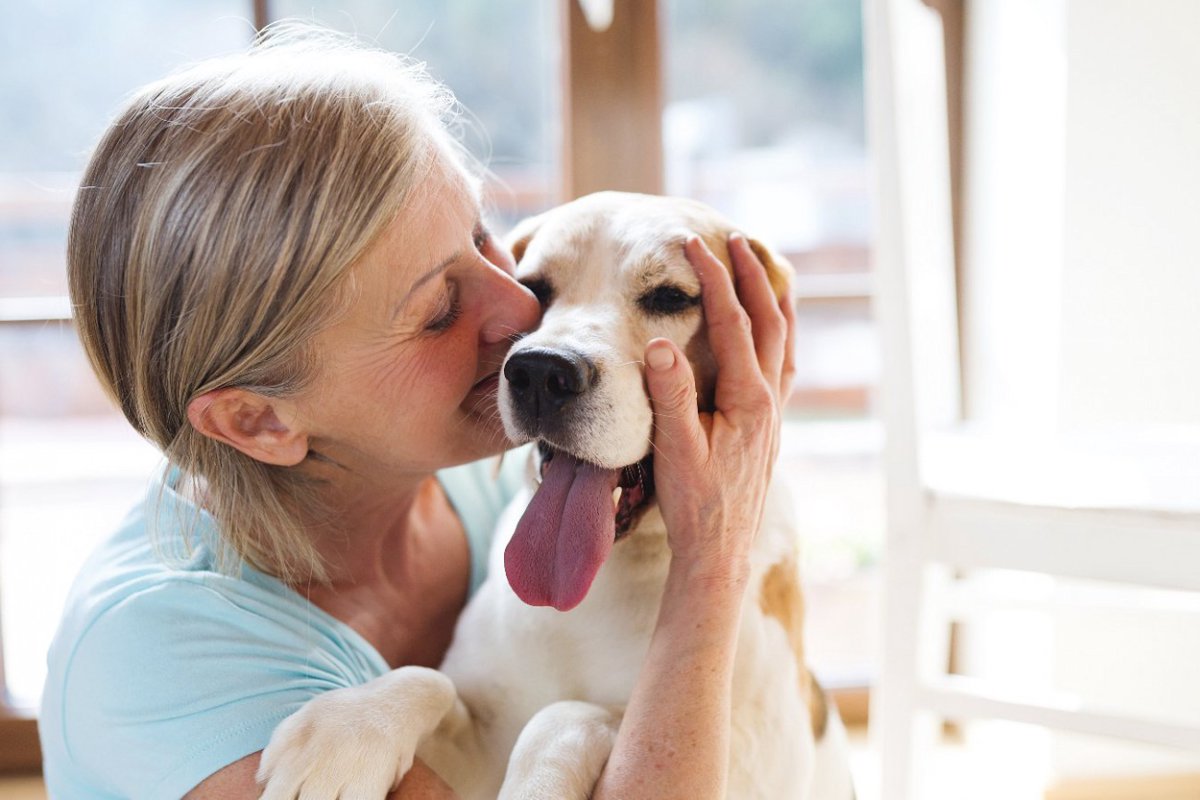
[498,191,792,611]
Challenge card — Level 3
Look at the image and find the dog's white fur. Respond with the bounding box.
[259,192,855,799]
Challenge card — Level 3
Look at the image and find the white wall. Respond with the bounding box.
[1051,0,1200,781]
[960,0,1200,786]
[1059,0,1200,428]
[962,0,1200,431]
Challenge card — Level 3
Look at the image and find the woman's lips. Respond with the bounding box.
[464,373,502,419]
[471,372,500,395]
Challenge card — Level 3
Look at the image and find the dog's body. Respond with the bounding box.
[260,193,855,799]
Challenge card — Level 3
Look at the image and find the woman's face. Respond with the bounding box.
[293,160,541,481]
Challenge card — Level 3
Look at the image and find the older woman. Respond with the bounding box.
[40,24,792,800]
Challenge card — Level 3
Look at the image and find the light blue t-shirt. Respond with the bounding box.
[39,452,528,799]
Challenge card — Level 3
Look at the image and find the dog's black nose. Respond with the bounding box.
[504,348,596,420]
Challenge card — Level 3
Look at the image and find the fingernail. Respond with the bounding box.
[647,345,675,371]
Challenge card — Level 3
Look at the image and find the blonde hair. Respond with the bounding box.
[69,23,471,583]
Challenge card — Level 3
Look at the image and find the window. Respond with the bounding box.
[0,0,878,757]
[268,0,562,227]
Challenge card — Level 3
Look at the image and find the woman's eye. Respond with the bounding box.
[473,226,492,252]
[425,284,461,332]
[638,284,700,316]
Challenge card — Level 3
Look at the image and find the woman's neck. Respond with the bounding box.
[297,472,471,667]
[309,472,427,584]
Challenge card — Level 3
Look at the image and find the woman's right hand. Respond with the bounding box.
[593,233,795,800]
[642,233,795,587]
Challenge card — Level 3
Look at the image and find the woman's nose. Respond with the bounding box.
[480,265,541,345]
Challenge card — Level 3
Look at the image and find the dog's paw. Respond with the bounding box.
[499,701,622,800]
[257,666,456,800]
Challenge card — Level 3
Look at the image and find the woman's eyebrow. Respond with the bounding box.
[392,251,460,321]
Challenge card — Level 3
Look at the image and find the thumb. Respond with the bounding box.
[644,338,705,462]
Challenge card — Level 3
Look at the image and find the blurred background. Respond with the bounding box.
[1,1,1198,798]
[0,0,880,791]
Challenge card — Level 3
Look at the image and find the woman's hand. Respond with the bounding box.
[593,233,795,800]
[642,233,796,585]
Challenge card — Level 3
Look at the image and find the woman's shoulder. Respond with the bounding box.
[49,476,388,680]
[40,566,385,800]
[40,477,390,800]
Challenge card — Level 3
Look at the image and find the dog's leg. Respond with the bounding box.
[498,701,621,800]
[258,665,456,800]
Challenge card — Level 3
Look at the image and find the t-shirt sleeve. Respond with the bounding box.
[56,578,382,799]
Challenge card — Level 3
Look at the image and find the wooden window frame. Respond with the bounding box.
[561,0,664,199]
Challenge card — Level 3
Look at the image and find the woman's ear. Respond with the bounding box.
[186,388,309,466]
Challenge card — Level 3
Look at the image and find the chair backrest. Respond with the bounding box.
[866,0,961,539]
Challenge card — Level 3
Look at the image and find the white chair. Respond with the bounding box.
[865,0,1200,797]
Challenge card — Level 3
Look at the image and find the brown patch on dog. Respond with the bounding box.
[807,668,830,740]
[747,238,794,301]
[759,558,828,740]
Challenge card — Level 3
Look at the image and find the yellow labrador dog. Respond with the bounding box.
[259,192,855,799]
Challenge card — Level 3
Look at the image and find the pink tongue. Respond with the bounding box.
[505,452,620,611]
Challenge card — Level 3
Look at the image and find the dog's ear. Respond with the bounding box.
[699,231,795,303]
[506,212,545,266]
[747,237,795,302]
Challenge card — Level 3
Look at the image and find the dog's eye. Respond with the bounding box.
[639,285,700,316]
[521,278,554,307]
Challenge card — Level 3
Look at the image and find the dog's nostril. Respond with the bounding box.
[546,370,580,398]
[504,348,596,417]
[508,365,531,391]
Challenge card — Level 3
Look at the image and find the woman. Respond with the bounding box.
[40,24,793,799]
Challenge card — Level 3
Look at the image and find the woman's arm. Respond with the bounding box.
[184,752,458,799]
[593,234,795,800]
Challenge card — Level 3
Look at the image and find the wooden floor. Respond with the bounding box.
[3,735,1197,799]
[0,775,43,799]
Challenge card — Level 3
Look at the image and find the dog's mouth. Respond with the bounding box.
[537,443,656,540]
[504,442,656,612]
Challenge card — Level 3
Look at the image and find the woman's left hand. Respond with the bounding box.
[641,232,796,585]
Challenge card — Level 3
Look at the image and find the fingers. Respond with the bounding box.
[778,286,797,403]
[683,237,762,398]
[684,235,784,413]
[728,233,788,383]
[643,338,707,465]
